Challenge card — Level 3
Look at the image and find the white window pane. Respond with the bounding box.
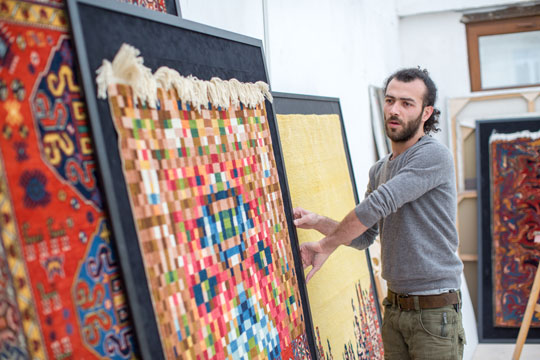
[479,30,540,89]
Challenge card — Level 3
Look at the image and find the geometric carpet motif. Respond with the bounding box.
[118,0,167,12]
[0,0,172,357]
[277,114,383,359]
[491,130,540,327]
[106,83,310,359]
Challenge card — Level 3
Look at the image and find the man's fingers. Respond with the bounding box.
[300,247,311,268]
[305,265,319,283]
[301,253,309,268]
[294,215,312,227]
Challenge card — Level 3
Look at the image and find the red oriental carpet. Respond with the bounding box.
[0,0,165,358]
[491,130,540,327]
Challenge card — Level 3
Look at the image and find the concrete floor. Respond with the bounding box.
[473,344,540,359]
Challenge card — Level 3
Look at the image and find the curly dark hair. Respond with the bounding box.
[383,67,441,135]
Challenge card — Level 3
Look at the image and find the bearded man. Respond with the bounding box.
[295,68,465,360]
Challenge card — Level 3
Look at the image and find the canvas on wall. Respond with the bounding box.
[477,117,540,341]
[491,130,540,326]
[369,85,390,161]
[67,1,316,357]
[274,93,383,359]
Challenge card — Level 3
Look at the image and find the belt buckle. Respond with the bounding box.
[396,293,409,310]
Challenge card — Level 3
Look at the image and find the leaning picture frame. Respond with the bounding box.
[368,85,391,161]
[476,116,540,342]
[66,0,317,358]
[273,92,384,359]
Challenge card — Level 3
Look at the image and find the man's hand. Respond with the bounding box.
[295,207,369,283]
[300,241,332,283]
[293,207,321,229]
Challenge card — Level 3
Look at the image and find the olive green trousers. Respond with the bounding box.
[382,297,466,360]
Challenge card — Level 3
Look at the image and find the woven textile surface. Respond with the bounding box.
[276,114,383,359]
[105,82,310,359]
[0,1,142,358]
[491,130,540,327]
[118,0,167,12]
[0,161,30,360]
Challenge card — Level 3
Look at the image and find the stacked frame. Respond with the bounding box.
[66,0,316,358]
[0,1,180,358]
[0,0,176,358]
[273,93,384,359]
[477,117,540,342]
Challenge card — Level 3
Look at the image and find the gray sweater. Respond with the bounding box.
[350,136,463,294]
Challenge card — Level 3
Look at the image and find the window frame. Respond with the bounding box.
[465,14,540,92]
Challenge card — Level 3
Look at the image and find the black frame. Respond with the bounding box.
[272,92,383,327]
[476,116,540,342]
[66,0,316,358]
[168,0,180,16]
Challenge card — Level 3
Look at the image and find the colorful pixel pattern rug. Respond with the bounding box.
[277,113,383,359]
[98,45,312,359]
[0,0,158,358]
[491,130,540,327]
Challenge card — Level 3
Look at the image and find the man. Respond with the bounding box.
[295,68,465,359]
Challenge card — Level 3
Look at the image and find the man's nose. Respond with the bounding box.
[387,102,400,116]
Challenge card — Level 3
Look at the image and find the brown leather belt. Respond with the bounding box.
[387,289,460,311]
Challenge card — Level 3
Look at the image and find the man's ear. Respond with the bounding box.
[423,106,434,122]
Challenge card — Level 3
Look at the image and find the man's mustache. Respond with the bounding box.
[386,115,403,124]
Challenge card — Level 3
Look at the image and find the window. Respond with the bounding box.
[464,12,540,92]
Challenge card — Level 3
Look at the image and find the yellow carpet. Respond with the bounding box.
[277,113,382,358]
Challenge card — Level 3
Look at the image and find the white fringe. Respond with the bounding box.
[489,129,540,143]
[96,43,273,109]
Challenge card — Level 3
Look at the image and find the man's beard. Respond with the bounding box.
[385,111,423,143]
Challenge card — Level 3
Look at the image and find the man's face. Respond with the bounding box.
[383,78,431,143]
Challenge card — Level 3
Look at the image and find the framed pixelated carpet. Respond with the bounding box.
[477,117,540,342]
[0,0,178,358]
[67,0,316,358]
[273,93,383,359]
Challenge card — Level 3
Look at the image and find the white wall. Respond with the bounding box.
[179,0,400,193]
[397,0,533,17]
[266,0,400,190]
[399,11,471,146]
[179,0,264,40]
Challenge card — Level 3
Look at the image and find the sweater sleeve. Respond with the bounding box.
[354,142,453,228]
[349,222,378,250]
